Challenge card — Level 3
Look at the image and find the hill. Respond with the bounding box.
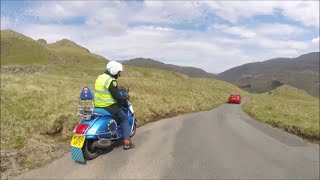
[1,29,106,66]
[0,30,245,178]
[1,30,54,65]
[216,52,320,97]
[120,57,216,79]
[243,85,319,142]
[48,39,90,53]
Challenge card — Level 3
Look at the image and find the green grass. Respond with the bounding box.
[48,39,90,53]
[243,85,319,142]
[1,62,246,178]
[1,64,246,149]
[1,30,106,66]
[1,30,52,65]
[1,29,318,178]
[1,31,244,177]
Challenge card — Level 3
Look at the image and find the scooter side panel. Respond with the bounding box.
[79,108,135,140]
[85,115,114,135]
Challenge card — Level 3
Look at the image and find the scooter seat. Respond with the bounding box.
[93,108,112,116]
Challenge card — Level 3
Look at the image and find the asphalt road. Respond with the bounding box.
[16,101,319,179]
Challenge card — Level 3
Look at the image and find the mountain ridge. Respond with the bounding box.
[216,52,320,97]
[48,39,90,53]
[120,57,216,79]
[1,29,107,66]
[2,29,318,97]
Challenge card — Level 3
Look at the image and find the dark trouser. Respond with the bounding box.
[104,104,131,141]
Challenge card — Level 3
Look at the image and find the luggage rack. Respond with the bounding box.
[78,99,94,120]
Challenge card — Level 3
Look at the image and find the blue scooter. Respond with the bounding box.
[70,86,136,163]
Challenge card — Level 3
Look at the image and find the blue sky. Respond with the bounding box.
[1,1,319,73]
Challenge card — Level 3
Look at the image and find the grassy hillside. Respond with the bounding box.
[243,85,319,142]
[0,30,246,178]
[1,67,246,178]
[1,30,107,66]
[1,30,53,65]
[48,39,90,53]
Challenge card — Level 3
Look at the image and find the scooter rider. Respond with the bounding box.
[94,61,134,150]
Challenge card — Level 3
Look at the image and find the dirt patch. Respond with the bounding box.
[1,138,69,179]
[0,65,49,74]
[0,151,26,179]
[40,114,71,136]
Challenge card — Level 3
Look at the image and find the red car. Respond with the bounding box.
[228,94,241,104]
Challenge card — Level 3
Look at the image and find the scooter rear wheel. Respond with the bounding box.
[82,140,99,160]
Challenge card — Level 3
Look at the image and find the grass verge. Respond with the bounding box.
[242,85,319,143]
[0,64,246,178]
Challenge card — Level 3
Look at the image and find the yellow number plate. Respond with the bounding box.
[71,134,85,148]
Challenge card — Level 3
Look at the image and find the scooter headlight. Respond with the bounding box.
[129,105,134,113]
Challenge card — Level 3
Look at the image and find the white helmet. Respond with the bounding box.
[106,61,123,75]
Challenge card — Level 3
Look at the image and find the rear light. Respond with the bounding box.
[75,124,89,134]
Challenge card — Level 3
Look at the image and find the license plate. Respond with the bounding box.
[71,134,85,148]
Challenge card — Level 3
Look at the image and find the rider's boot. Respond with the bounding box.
[123,139,135,150]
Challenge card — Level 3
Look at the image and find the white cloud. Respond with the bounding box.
[255,23,305,37]
[131,1,206,24]
[25,1,131,35]
[2,1,319,73]
[6,19,318,73]
[280,1,320,28]
[212,25,257,38]
[210,22,307,41]
[85,11,127,36]
[312,37,320,44]
[17,24,83,43]
[26,1,100,19]
[25,1,320,28]
[203,1,320,27]
[204,1,277,23]
[0,16,22,30]
[257,38,309,50]
[0,17,10,30]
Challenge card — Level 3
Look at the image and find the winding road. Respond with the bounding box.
[16,101,319,179]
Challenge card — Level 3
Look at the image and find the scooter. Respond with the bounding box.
[70,86,136,163]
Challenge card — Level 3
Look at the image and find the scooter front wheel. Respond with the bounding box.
[82,140,99,160]
[131,123,137,137]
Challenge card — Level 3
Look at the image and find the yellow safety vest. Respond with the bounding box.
[94,74,117,107]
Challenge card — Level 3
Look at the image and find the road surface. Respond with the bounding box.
[16,102,319,179]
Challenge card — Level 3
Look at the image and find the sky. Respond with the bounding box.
[1,1,319,73]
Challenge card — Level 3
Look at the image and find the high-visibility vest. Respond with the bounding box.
[94,74,116,107]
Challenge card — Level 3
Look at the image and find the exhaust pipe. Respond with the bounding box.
[93,139,112,148]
